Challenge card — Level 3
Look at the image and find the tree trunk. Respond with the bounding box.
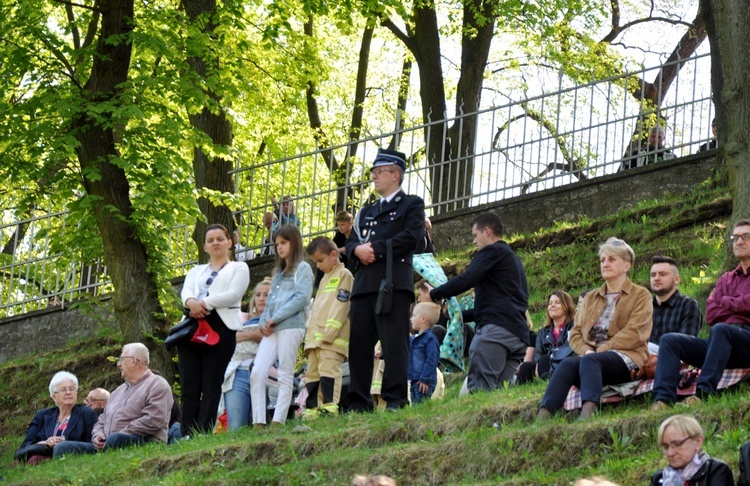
[183,0,236,261]
[702,0,750,267]
[72,0,172,376]
[445,0,496,212]
[305,19,375,213]
[410,4,449,213]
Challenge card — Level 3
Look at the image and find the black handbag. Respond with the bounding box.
[375,240,393,315]
[164,316,198,349]
[549,343,577,375]
[14,443,52,462]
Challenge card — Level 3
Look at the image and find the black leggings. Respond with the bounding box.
[177,312,236,435]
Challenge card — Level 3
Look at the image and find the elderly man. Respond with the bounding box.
[430,213,529,393]
[346,148,425,412]
[621,126,676,170]
[84,388,111,416]
[648,255,703,354]
[652,219,750,410]
[54,343,173,456]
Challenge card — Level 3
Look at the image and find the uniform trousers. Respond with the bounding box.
[348,290,412,411]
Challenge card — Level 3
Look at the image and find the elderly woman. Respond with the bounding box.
[650,415,734,485]
[516,290,576,384]
[14,371,98,464]
[537,237,652,420]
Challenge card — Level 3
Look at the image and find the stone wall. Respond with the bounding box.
[0,153,716,363]
[0,302,115,364]
[429,153,716,251]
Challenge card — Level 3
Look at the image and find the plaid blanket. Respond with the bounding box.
[563,367,750,411]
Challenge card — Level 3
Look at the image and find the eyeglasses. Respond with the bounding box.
[730,233,750,243]
[371,168,395,178]
[55,387,77,394]
[661,436,693,451]
[117,356,138,363]
[206,270,219,286]
[85,396,105,404]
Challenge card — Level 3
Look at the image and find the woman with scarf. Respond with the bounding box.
[650,414,733,485]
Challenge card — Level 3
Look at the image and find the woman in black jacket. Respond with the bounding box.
[516,290,575,385]
[650,414,734,486]
[15,371,98,464]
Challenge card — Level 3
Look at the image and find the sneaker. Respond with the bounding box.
[651,401,671,412]
[681,395,703,407]
[302,408,321,421]
[320,403,339,416]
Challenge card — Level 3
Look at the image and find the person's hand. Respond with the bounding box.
[354,243,375,265]
[92,434,106,451]
[418,382,429,394]
[261,319,276,336]
[41,436,65,448]
[186,298,208,319]
[373,348,382,359]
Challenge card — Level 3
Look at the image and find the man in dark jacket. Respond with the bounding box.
[346,148,425,412]
[430,213,529,393]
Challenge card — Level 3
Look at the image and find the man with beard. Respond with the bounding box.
[648,255,703,354]
[652,219,750,410]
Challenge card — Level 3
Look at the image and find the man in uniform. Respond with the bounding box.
[346,148,425,412]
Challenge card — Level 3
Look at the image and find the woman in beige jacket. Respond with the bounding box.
[537,237,652,420]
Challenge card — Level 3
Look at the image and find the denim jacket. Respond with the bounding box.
[408,330,440,384]
[259,262,314,332]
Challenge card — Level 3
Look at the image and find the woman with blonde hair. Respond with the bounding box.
[650,414,733,485]
[537,237,652,420]
[222,277,272,431]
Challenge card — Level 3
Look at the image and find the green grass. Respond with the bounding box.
[1,175,743,485]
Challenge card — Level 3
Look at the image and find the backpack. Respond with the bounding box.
[739,440,750,486]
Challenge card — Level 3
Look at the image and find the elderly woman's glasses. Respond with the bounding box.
[55,387,77,394]
[661,436,692,451]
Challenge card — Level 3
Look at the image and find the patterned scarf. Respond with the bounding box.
[661,450,709,486]
[412,253,465,371]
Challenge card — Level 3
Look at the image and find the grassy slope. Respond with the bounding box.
[2,176,744,485]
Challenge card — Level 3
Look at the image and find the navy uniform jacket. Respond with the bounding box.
[20,404,98,448]
[345,190,425,296]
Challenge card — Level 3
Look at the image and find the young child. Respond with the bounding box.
[408,302,441,404]
[250,225,314,426]
[302,236,353,418]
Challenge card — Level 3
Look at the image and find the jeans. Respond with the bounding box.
[540,352,630,413]
[52,434,145,458]
[225,367,252,431]
[250,328,305,424]
[410,380,436,404]
[653,324,750,403]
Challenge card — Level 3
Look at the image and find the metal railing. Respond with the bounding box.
[1,53,714,316]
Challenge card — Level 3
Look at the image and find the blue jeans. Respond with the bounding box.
[410,381,436,405]
[52,433,146,458]
[653,324,750,403]
[540,352,630,413]
[224,367,252,431]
